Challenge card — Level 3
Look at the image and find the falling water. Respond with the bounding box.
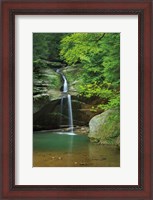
[56,69,74,132]
[60,95,64,126]
[62,74,68,93]
[67,94,73,132]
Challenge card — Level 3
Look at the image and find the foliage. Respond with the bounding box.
[101,109,120,144]
[33,33,65,96]
[33,59,48,70]
[60,33,120,110]
[33,33,66,61]
[33,34,49,61]
[33,32,120,111]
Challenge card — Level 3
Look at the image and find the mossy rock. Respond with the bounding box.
[88,109,120,146]
[62,66,83,94]
[33,62,62,113]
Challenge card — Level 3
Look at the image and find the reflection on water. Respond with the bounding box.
[33,131,120,167]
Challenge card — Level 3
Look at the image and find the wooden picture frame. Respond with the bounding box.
[0,0,152,199]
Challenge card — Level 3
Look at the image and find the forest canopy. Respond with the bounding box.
[33,32,120,111]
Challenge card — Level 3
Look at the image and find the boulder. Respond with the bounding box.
[88,109,120,145]
[116,135,120,148]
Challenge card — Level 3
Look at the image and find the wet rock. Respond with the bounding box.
[74,126,89,135]
[79,162,87,166]
[33,97,98,131]
[62,66,83,96]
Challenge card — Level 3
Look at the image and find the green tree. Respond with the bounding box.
[33,33,49,60]
[60,33,120,110]
[33,33,66,61]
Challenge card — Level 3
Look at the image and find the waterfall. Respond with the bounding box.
[62,74,68,93]
[56,69,74,132]
[67,94,73,132]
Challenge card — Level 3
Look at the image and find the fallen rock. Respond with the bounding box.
[88,109,120,146]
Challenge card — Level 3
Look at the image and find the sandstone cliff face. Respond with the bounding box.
[33,60,62,113]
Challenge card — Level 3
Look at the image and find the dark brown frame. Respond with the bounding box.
[0,0,152,199]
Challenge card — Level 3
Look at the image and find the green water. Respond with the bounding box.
[33,131,120,167]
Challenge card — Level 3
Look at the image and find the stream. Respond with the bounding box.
[33,131,120,167]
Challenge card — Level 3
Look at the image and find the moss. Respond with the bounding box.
[89,109,120,146]
[62,66,83,92]
[33,59,49,69]
[101,109,120,144]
